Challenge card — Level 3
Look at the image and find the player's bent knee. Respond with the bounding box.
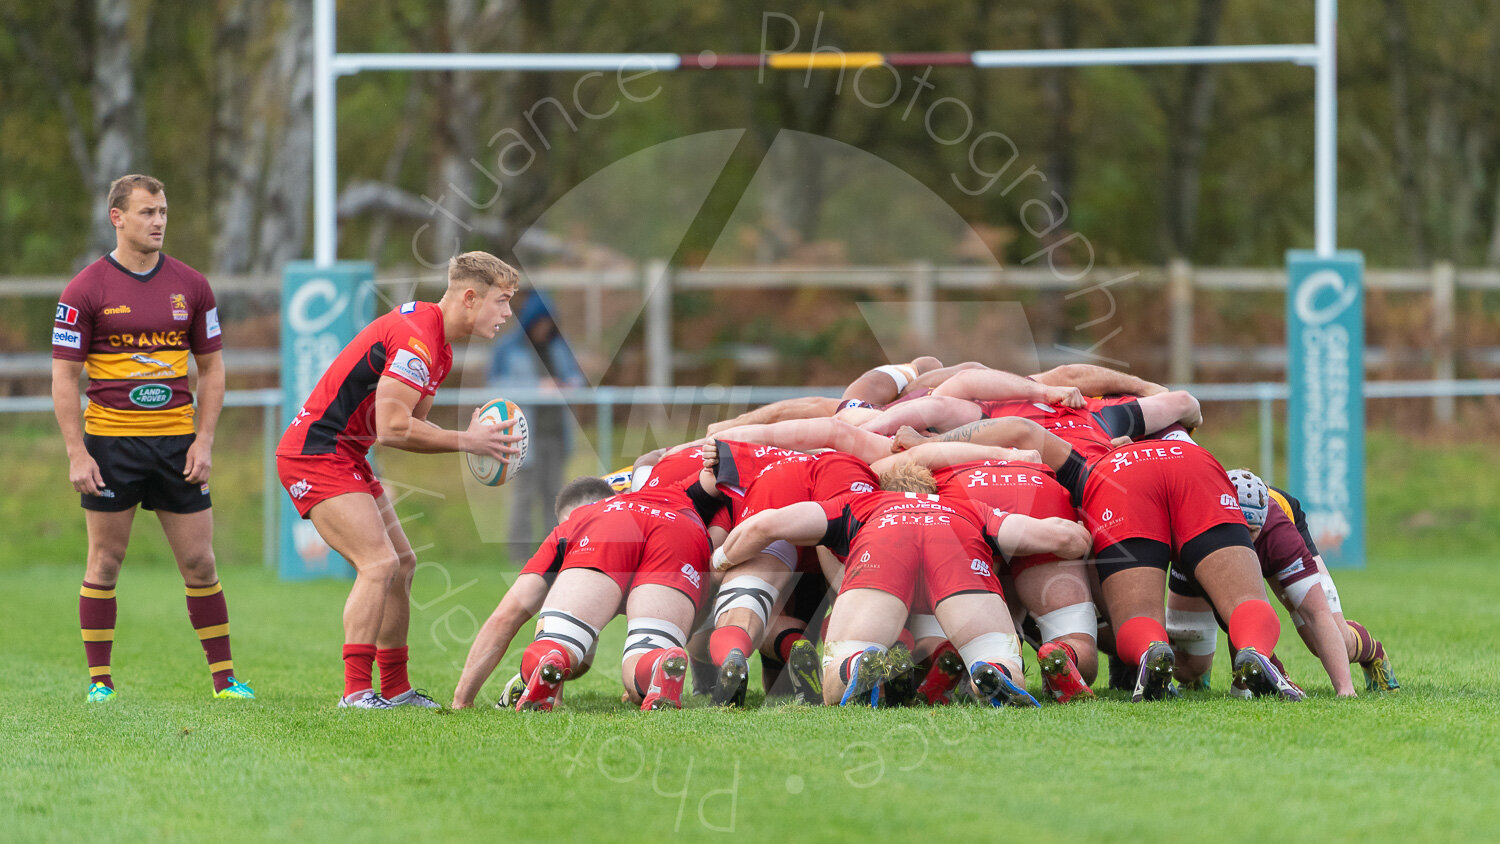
[713,576,780,628]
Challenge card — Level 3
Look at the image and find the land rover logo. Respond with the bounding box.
[129,384,172,408]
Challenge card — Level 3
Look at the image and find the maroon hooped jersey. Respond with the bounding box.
[52,254,221,436]
[278,302,453,459]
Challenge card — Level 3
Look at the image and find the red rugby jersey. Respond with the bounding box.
[52,254,221,436]
[278,301,453,458]
[817,491,1009,561]
[978,399,1119,464]
[524,485,709,574]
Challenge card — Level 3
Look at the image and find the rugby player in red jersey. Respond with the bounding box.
[453,445,731,708]
[717,463,1092,707]
[888,366,1299,702]
[277,252,522,709]
[509,474,725,712]
[52,175,252,702]
[700,441,880,706]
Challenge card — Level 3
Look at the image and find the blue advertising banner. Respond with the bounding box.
[1286,250,1365,568]
[278,261,375,580]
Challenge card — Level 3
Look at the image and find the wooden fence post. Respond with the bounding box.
[644,259,672,389]
[1432,260,1456,424]
[1168,258,1194,385]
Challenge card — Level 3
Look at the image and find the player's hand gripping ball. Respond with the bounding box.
[467,398,530,486]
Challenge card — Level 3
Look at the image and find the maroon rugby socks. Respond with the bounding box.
[80,581,117,688]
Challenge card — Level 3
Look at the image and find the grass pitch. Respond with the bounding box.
[2,556,1497,842]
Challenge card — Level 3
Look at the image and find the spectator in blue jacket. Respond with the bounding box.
[488,292,587,558]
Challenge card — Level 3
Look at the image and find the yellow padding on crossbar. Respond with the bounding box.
[196,623,231,640]
[767,52,885,70]
[81,628,115,642]
[80,586,116,599]
[185,583,223,597]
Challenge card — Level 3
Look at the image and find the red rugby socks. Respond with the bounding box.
[1115,616,1170,666]
[185,582,235,692]
[709,626,754,666]
[80,581,117,689]
[1227,600,1281,656]
[376,645,411,698]
[343,643,378,698]
[521,639,575,681]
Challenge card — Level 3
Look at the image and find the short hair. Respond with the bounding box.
[448,251,519,293]
[878,462,937,495]
[555,475,614,520]
[107,175,165,212]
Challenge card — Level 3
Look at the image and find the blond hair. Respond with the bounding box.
[878,462,937,495]
[448,251,519,292]
[107,174,164,212]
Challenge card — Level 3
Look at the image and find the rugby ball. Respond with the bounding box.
[467,398,530,486]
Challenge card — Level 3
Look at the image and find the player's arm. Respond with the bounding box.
[854,395,985,436]
[707,396,840,435]
[183,350,224,484]
[869,441,1042,475]
[711,417,892,463]
[1135,390,1203,433]
[989,513,1092,560]
[714,501,829,569]
[452,572,550,708]
[1029,364,1168,397]
[1285,583,1357,697]
[51,358,104,496]
[931,367,1085,408]
[373,375,519,458]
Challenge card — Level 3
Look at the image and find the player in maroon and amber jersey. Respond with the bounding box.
[716,464,1091,708]
[52,175,250,703]
[276,252,523,709]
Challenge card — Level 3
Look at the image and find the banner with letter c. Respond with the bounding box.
[1286,249,1364,568]
[278,261,375,580]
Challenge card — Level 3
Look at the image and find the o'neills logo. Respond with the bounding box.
[102,305,132,315]
[128,383,172,408]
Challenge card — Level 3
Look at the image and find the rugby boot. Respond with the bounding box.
[387,688,442,709]
[86,682,116,704]
[839,647,887,707]
[641,647,689,711]
[785,639,824,705]
[883,645,919,707]
[1232,647,1305,701]
[1107,651,1134,692]
[1037,642,1094,704]
[915,645,966,705]
[711,649,749,707]
[1362,652,1400,693]
[970,661,1041,708]
[515,650,569,712]
[339,690,394,709]
[213,676,256,700]
[1131,641,1176,703]
[495,672,526,709]
[691,658,716,697]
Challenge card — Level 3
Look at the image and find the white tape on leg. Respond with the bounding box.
[1035,602,1098,643]
[712,576,779,626]
[908,613,945,642]
[1165,608,1218,657]
[623,617,687,657]
[536,609,600,664]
